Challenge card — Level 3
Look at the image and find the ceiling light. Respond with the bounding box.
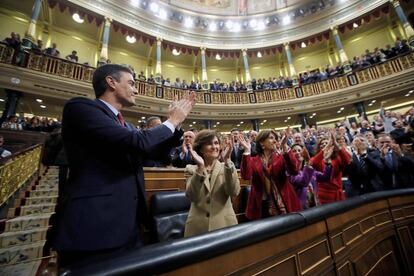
[301,42,307,48]
[158,9,167,20]
[126,35,136,44]
[340,107,344,110]
[184,17,194,28]
[353,22,358,28]
[409,90,413,94]
[257,52,262,58]
[192,121,196,124]
[312,113,316,116]
[130,0,140,7]
[232,22,241,32]
[249,19,257,28]
[287,116,291,119]
[208,22,217,31]
[0,99,4,102]
[36,99,43,103]
[405,94,410,97]
[337,110,341,113]
[72,13,84,24]
[282,15,291,25]
[215,53,221,60]
[225,20,233,29]
[141,116,146,119]
[371,99,376,102]
[213,125,216,128]
[149,2,159,13]
[263,119,267,122]
[216,122,220,124]
[256,20,265,30]
[172,48,181,56]
[40,105,46,108]
[284,120,288,122]
[240,121,244,124]
[260,122,264,125]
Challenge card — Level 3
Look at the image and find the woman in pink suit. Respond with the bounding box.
[239,129,302,220]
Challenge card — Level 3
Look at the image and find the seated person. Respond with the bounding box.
[171,131,196,168]
[184,130,240,237]
[3,32,20,50]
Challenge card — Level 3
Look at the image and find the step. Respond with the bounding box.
[0,241,45,265]
[5,214,53,232]
[25,196,57,206]
[28,190,58,198]
[20,204,56,216]
[0,228,49,248]
[0,258,42,276]
[32,184,58,191]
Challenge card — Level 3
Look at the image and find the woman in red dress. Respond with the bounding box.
[311,131,351,204]
[239,129,302,220]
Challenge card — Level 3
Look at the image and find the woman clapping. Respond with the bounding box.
[184,130,240,237]
[239,129,301,220]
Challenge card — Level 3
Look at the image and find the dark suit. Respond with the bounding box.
[231,143,245,169]
[54,97,182,252]
[171,146,196,168]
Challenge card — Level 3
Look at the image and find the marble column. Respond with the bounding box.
[99,17,112,63]
[201,47,208,90]
[155,37,162,83]
[331,26,351,72]
[23,0,43,47]
[391,0,414,46]
[283,42,298,85]
[0,90,22,124]
[242,49,252,89]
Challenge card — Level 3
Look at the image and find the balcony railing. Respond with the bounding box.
[1,43,413,105]
[0,144,42,206]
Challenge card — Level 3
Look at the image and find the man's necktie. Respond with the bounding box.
[117,112,125,126]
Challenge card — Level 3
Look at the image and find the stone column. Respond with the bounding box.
[99,17,112,64]
[391,0,414,46]
[155,37,162,83]
[242,49,252,89]
[354,102,367,120]
[0,90,22,124]
[23,0,43,47]
[251,119,259,132]
[331,26,351,72]
[298,113,308,129]
[201,47,208,90]
[283,42,298,85]
[204,120,212,129]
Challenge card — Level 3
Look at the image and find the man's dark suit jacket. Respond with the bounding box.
[54,97,182,252]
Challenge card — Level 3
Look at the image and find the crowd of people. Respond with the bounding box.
[2,32,88,65]
[3,32,411,92]
[1,115,61,132]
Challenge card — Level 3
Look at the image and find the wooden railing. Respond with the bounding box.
[64,189,414,275]
[1,42,413,104]
[0,144,42,206]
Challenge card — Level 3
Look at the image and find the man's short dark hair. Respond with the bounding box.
[92,64,132,98]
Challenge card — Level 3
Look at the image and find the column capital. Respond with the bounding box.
[200,46,206,51]
[330,25,338,31]
[156,37,163,42]
[390,0,400,8]
[283,42,290,49]
[104,17,112,25]
[241,48,247,53]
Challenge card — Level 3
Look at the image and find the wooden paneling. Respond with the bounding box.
[158,191,414,276]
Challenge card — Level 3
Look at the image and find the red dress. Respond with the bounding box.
[310,148,351,204]
[240,151,302,220]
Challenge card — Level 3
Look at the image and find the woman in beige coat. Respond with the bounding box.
[184,130,240,237]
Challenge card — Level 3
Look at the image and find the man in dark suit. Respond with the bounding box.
[171,130,196,168]
[54,64,195,268]
[230,128,244,169]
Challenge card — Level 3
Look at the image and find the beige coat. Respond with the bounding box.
[184,160,240,237]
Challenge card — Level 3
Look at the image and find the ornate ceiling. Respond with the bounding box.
[68,0,388,49]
